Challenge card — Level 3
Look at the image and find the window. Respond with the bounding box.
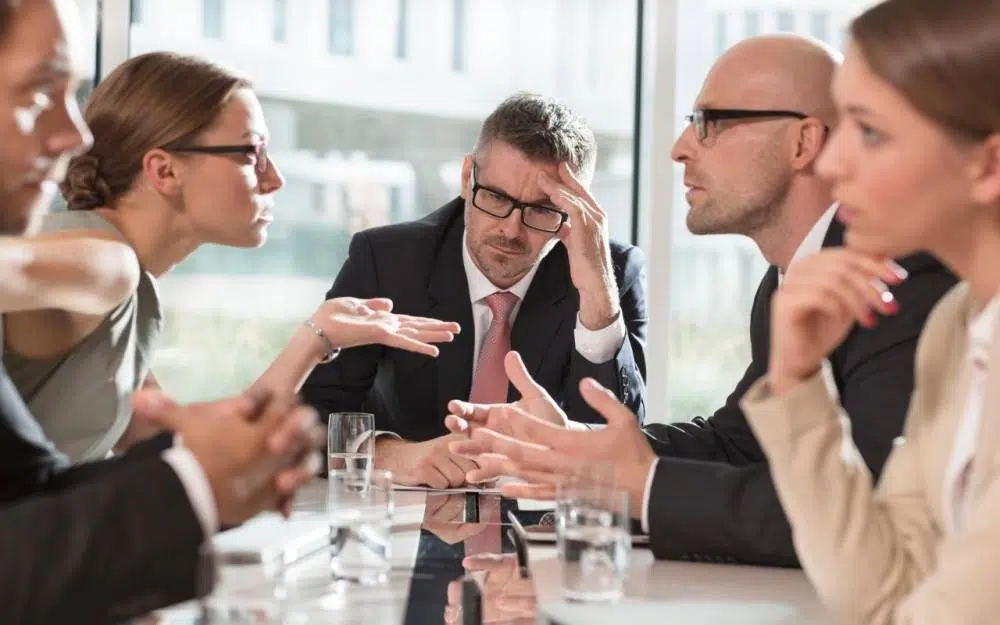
[664,1,880,421]
[203,0,223,39]
[744,10,760,37]
[810,11,831,43]
[776,10,795,32]
[714,13,727,57]
[452,0,467,72]
[395,0,408,60]
[130,0,142,24]
[121,0,640,402]
[273,0,287,43]
[52,0,100,213]
[328,0,354,56]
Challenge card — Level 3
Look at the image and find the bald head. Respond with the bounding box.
[671,34,841,261]
[704,35,841,127]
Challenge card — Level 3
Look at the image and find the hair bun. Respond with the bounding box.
[62,153,112,211]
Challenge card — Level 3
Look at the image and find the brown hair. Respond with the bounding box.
[62,51,252,211]
[474,92,598,180]
[851,0,1000,142]
[0,0,17,43]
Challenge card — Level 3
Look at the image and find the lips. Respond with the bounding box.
[488,242,524,255]
[836,203,858,223]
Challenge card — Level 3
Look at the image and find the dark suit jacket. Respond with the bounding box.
[0,333,212,624]
[301,198,648,439]
[643,219,958,567]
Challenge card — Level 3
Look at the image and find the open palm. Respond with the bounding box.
[445,351,568,439]
[317,297,461,357]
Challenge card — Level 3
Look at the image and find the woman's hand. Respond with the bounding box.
[311,297,460,357]
[768,249,907,394]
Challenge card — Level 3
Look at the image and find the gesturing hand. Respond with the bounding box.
[769,250,907,394]
[450,378,655,517]
[444,351,568,483]
[312,297,461,357]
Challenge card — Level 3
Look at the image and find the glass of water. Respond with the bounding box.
[327,412,374,475]
[327,468,393,586]
[556,485,630,603]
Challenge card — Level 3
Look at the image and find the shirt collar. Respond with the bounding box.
[789,203,839,268]
[461,230,556,303]
[968,295,1000,365]
[778,204,839,283]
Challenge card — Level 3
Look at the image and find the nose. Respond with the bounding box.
[259,157,285,194]
[41,95,92,163]
[495,207,526,238]
[815,124,847,184]
[671,124,697,163]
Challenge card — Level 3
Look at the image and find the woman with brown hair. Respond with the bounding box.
[738,0,1000,623]
[2,51,459,462]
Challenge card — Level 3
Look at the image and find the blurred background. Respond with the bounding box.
[71,0,875,421]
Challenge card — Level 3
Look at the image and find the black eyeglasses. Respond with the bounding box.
[685,108,812,143]
[161,140,270,174]
[470,163,568,234]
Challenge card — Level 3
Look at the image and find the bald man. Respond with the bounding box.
[636,33,959,566]
[448,35,957,568]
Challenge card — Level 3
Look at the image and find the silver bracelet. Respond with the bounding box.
[303,319,341,363]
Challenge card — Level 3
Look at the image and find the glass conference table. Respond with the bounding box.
[155,479,833,625]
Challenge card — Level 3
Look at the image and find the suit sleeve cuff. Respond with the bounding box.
[162,442,219,540]
[641,457,659,534]
[740,370,841,447]
[574,313,627,364]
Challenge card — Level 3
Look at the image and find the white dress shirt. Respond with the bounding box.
[461,233,627,370]
[641,204,839,533]
[163,443,219,538]
[377,233,627,443]
[942,294,1000,535]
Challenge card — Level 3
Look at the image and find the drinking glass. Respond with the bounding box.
[327,468,394,585]
[556,477,630,602]
[327,412,374,476]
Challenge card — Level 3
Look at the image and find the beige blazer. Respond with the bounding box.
[741,281,1000,625]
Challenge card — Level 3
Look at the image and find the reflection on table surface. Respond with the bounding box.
[157,482,830,625]
[157,486,543,625]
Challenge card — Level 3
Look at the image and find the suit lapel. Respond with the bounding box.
[821,218,846,248]
[428,202,476,407]
[750,267,779,365]
[510,245,572,400]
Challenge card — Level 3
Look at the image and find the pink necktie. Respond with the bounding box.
[465,291,517,556]
[468,291,519,404]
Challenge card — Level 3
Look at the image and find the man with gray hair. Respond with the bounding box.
[302,92,647,488]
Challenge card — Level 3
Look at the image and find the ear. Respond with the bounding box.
[460,154,473,200]
[790,119,828,172]
[968,134,1000,207]
[141,148,183,198]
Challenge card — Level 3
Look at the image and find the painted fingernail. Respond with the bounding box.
[888,261,908,282]
[883,295,900,314]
